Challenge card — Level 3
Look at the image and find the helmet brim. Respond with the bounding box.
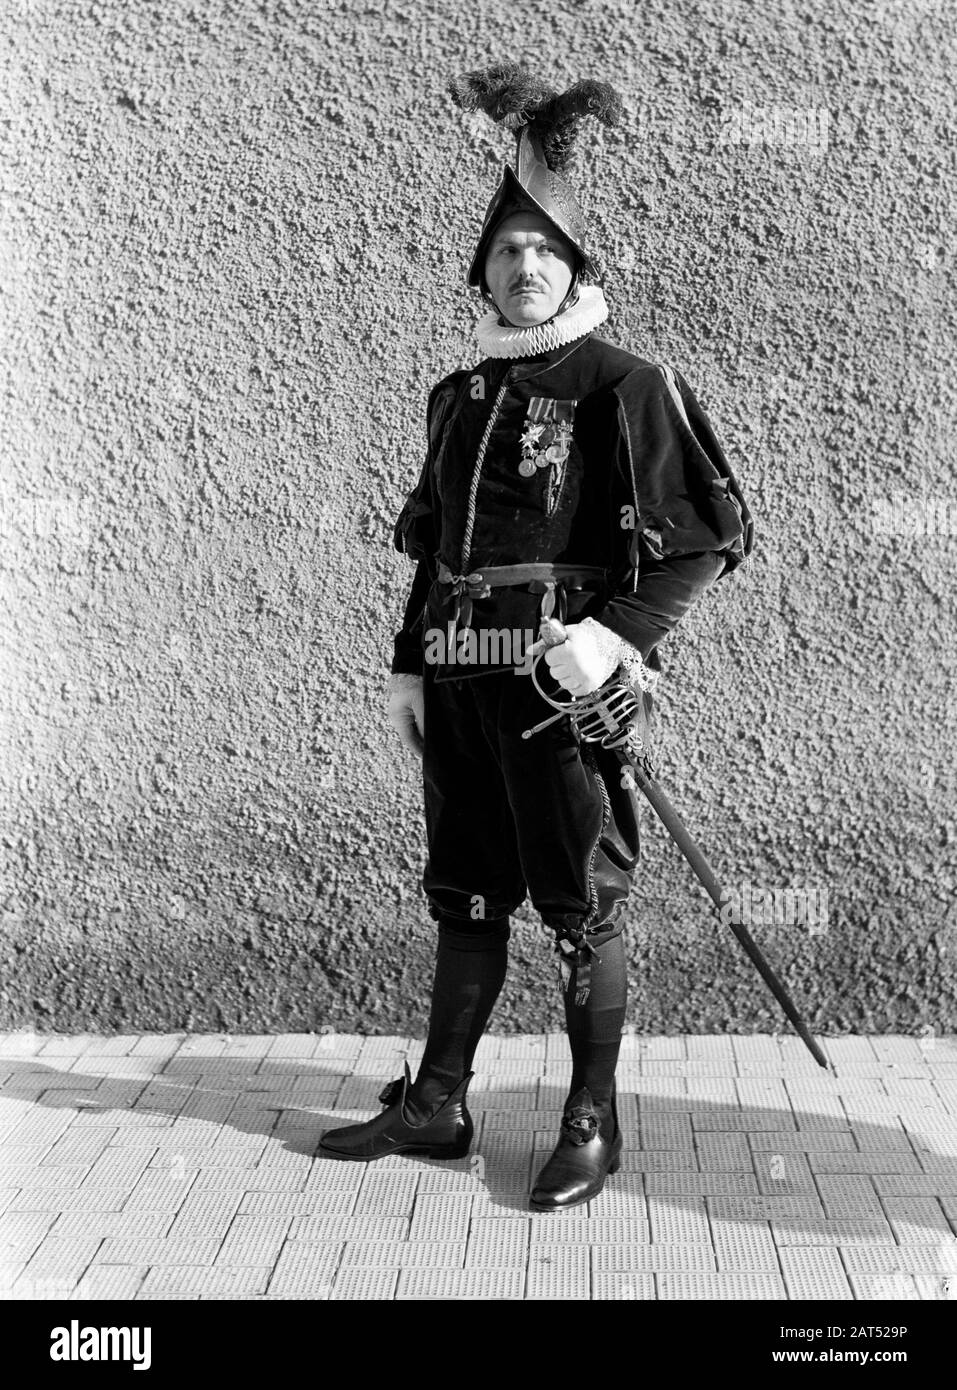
[467,166,597,288]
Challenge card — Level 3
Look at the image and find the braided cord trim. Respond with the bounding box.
[459,375,510,573]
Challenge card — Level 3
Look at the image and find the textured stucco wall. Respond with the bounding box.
[1,0,955,1034]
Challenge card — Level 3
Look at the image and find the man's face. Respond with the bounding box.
[483,212,577,327]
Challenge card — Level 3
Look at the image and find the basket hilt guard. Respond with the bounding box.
[521,617,644,749]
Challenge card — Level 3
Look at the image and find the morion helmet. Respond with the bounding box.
[448,62,623,289]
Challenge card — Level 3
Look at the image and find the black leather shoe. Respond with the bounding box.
[530,1086,622,1211]
[317,1062,474,1161]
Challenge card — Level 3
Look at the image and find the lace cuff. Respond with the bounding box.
[578,617,660,693]
[388,673,424,694]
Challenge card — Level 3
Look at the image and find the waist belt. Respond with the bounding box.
[436,562,607,600]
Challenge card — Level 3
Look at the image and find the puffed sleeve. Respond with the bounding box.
[593,364,754,662]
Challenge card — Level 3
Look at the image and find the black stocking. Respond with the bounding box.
[405,918,509,1123]
[560,931,627,1138]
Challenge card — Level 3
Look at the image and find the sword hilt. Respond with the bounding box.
[538,616,568,648]
[522,617,643,749]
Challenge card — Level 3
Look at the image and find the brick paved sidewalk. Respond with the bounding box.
[1,1032,956,1301]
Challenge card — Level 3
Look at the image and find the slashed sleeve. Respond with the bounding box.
[593,365,753,663]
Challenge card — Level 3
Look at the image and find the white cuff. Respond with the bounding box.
[388,673,424,693]
[578,617,660,693]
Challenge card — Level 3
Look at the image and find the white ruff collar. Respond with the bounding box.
[476,284,608,359]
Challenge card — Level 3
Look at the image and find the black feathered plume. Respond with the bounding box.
[448,62,622,172]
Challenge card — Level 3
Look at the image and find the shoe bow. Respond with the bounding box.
[560,1106,599,1145]
[378,1077,404,1108]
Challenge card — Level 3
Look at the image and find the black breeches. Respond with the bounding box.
[421,663,641,945]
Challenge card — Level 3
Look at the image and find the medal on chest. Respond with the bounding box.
[518,397,577,516]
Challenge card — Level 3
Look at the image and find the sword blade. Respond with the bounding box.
[627,757,830,1071]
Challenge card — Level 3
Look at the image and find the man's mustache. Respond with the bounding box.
[509,281,547,293]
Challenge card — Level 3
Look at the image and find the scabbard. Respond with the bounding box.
[625,754,830,1071]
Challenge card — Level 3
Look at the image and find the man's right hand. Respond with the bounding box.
[387,674,425,756]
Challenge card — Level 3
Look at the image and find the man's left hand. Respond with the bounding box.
[526,622,617,695]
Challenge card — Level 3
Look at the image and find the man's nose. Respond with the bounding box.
[515,250,541,279]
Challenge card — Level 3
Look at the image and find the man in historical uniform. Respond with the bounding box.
[319,65,753,1210]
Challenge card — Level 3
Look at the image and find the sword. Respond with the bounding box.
[522,617,830,1071]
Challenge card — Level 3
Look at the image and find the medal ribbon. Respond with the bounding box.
[518,398,577,517]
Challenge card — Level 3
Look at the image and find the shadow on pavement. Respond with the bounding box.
[1,1046,955,1257]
